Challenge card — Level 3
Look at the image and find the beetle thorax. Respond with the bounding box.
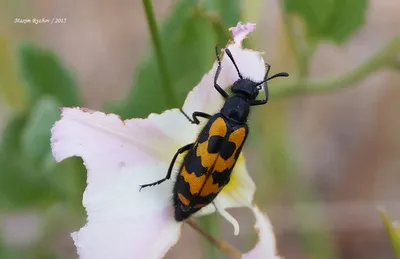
[220,96,250,123]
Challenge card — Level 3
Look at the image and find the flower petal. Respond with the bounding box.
[229,22,256,43]
[217,154,255,208]
[243,206,281,259]
[72,164,182,259]
[143,109,198,147]
[50,108,195,258]
[51,21,272,259]
[51,107,195,182]
[182,22,266,117]
[213,199,240,236]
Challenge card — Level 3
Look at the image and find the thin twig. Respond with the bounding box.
[271,35,400,99]
[186,219,242,259]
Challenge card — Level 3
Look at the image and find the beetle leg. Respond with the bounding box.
[139,143,194,191]
[249,99,267,106]
[214,46,230,99]
[180,109,211,125]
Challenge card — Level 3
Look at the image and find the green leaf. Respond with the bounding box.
[380,209,400,258]
[283,0,368,43]
[0,112,27,154]
[321,0,368,43]
[0,98,66,209]
[283,0,335,38]
[0,246,26,259]
[108,0,240,119]
[21,96,60,163]
[0,150,84,209]
[203,0,240,27]
[17,42,80,107]
[0,152,56,209]
[0,101,82,210]
[0,36,26,110]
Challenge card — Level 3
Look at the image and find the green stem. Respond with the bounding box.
[142,0,177,107]
[389,58,400,70]
[271,35,400,99]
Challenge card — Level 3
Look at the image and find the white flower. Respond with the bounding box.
[51,22,281,259]
[243,206,281,259]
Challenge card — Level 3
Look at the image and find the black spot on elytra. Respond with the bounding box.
[184,150,208,176]
[212,168,232,187]
[220,141,236,160]
[207,135,224,153]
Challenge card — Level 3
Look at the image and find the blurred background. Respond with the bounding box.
[0,0,399,258]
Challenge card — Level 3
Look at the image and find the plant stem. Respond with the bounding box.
[271,35,400,99]
[389,58,400,70]
[142,0,178,107]
[186,219,242,259]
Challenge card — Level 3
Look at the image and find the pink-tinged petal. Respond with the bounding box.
[243,206,281,259]
[72,164,182,259]
[51,107,195,182]
[229,22,256,44]
[50,108,194,258]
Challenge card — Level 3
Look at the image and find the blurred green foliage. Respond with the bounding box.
[109,0,240,118]
[380,209,400,258]
[283,0,367,43]
[0,36,26,110]
[17,44,81,107]
[21,97,61,163]
[0,0,399,258]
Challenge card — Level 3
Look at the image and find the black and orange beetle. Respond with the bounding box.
[140,47,289,221]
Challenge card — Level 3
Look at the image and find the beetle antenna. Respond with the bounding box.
[255,71,289,88]
[267,72,289,81]
[224,48,243,79]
